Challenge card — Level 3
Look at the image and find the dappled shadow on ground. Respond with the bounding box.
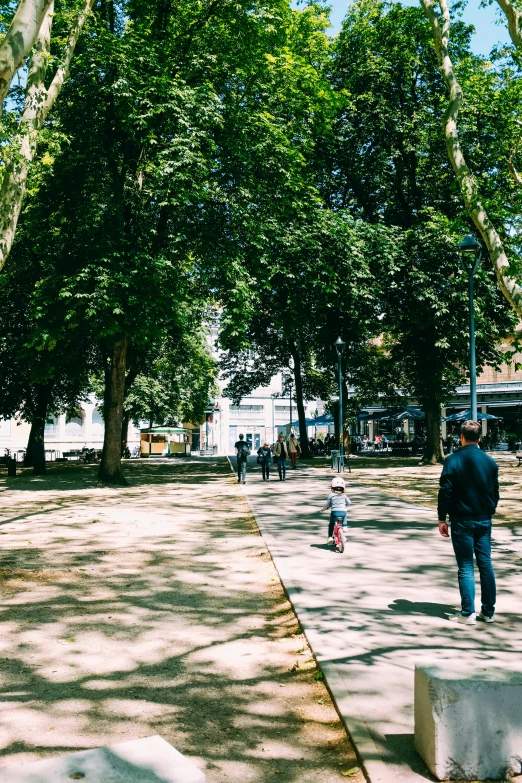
[0,457,228,492]
[0,459,359,783]
[243,467,522,781]
[303,453,522,526]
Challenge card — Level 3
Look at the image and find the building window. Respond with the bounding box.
[92,407,104,436]
[229,404,264,420]
[65,412,83,436]
[44,415,58,438]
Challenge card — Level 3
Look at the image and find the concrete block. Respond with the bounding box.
[414,665,522,781]
[0,735,205,783]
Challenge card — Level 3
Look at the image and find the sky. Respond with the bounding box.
[323,0,511,55]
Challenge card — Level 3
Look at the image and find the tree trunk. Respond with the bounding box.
[331,399,340,450]
[0,0,52,104]
[290,344,311,458]
[120,365,137,454]
[0,0,94,272]
[421,399,444,465]
[121,409,130,454]
[420,0,522,318]
[98,337,128,485]
[494,0,522,51]
[24,382,52,474]
[342,377,350,454]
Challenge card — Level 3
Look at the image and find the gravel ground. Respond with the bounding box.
[0,457,362,783]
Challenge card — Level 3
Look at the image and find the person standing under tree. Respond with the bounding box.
[234,434,251,485]
[273,433,288,481]
[437,420,499,625]
[288,432,301,468]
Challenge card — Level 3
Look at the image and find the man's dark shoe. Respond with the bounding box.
[478,612,494,623]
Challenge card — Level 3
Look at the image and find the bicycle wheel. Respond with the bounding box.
[338,527,346,554]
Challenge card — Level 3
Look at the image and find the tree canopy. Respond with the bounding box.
[1,0,521,477]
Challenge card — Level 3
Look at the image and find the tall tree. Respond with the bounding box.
[0,249,94,474]
[328,0,520,460]
[419,0,522,316]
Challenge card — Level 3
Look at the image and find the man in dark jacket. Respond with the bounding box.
[438,420,499,625]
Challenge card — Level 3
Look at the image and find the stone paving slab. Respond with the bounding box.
[0,735,206,783]
[240,462,522,782]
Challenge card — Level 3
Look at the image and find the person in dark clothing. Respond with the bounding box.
[257,442,272,481]
[234,434,250,484]
[438,420,499,625]
[272,433,288,481]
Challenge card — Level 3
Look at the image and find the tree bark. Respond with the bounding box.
[0,0,94,272]
[494,0,522,50]
[342,376,350,455]
[420,0,522,318]
[98,337,128,485]
[421,398,444,465]
[121,409,130,454]
[0,0,52,104]
[120,365,137,454]
[24,381,52,474]
[289,344,311,458]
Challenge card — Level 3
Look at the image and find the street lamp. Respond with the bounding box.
[458,234,483,422]
[334,337,345,473]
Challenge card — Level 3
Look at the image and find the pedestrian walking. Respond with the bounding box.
[437,420,499,625]
[273,433,288,481]
[257,442,272,481]
[288,432,300,468]
[234,434,251,484]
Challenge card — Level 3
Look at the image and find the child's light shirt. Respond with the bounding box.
[323,492,351,511]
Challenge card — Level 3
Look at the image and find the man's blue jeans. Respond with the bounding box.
[451,519,496,618]
[237,458,247,483]
[277,457,286,480]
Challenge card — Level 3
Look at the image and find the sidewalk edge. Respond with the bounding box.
[237,474,391,783]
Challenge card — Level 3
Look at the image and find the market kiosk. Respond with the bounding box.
[140,427,192,457]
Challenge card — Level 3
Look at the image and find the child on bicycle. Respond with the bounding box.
[321,476,351,544]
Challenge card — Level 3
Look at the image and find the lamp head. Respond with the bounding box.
[458,233,482,273]
[458,234,481,254]
[334,336,345,356]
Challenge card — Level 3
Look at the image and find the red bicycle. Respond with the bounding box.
[332,518,347,553]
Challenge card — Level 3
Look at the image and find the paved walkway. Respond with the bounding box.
[239,460,522,783]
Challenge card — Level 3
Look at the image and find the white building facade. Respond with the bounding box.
[0,398,142,460]
[201,372,325,456]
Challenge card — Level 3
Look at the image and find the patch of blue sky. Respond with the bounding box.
[295,0,511,56]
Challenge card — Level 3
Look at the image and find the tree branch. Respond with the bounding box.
[420,0,522,317]
[0,0,93,271]
[0,1,53,271]
[494,0,522,50]
[43,0,95,115]
[507,156,522,187]
[0,0,52,105]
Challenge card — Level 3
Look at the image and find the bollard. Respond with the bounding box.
[7,457,16,477]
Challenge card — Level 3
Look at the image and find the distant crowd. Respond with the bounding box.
[234,432,301,484]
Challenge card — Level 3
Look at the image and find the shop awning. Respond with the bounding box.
[444,410,502,422]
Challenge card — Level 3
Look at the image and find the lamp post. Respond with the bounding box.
[334,337,345,473]
[458,234,483,422]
